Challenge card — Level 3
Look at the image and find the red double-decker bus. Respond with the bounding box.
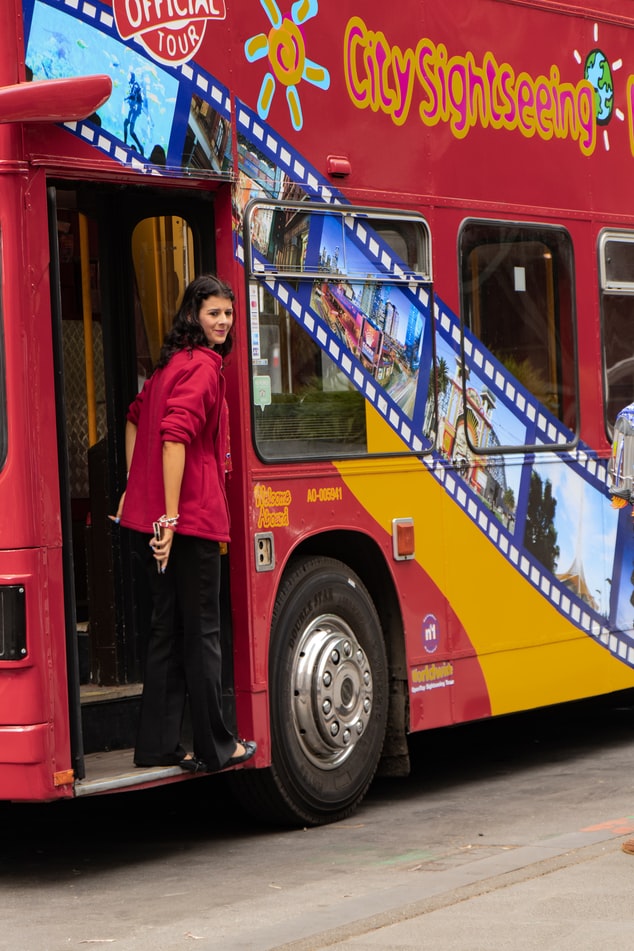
[1,0,634,825]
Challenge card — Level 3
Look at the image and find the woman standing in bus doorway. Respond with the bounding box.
[114,274,256,774]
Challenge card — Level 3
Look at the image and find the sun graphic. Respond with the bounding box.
[244,0,330,131]
[574,22,624,151]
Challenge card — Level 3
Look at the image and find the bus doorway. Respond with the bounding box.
[47,184,217,780]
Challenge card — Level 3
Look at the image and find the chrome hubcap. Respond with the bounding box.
[291,614,373,769]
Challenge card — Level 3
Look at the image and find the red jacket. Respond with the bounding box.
[121,347,230,541]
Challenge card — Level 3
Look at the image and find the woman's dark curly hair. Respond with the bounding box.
[156,274,235,368]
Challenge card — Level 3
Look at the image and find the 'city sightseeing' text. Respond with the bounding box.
[344,16,596,156]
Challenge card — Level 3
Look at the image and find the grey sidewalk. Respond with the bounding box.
[271,822,634,951]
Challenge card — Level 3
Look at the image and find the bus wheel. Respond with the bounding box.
[258,555,388,826]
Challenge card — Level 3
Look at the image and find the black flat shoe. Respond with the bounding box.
[179,755,210,774]
[223,739,257,769]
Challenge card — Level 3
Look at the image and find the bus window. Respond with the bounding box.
[600,231,634,433]
[246,202,432,461]
[460,221,577,443]
[252,283,367,460]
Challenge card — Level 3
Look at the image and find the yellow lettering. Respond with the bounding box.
[345,17,596,156]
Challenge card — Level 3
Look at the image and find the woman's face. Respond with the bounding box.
[198,294,234,348]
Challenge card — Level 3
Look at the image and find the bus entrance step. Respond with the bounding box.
[80,684,143,755]
[75,748,184,797]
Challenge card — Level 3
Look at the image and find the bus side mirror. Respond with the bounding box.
[608,402,634,504]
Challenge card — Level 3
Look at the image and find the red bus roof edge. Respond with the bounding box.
[0,75,112,124]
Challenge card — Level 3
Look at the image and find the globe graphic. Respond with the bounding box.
[584,48,614,125]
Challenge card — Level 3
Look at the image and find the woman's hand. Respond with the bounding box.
[108,490,126,524]
[150,525,175,574]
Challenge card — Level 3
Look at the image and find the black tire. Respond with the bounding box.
[237,556,388,827]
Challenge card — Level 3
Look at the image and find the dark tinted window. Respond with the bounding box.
[460,221,577,444]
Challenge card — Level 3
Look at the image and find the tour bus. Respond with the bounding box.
[2,0,634,826]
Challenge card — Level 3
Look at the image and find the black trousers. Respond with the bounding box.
[134,532,236,770]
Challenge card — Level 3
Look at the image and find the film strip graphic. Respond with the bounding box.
[236,99,339,204]
[236,103,634,669]
[28,0,232,174]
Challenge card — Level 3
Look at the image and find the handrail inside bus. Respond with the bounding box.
[0,75,111,124]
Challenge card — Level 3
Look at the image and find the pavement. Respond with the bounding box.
[262,819,634,951]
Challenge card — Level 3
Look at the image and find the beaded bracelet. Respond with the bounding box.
[157,514,180,529]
